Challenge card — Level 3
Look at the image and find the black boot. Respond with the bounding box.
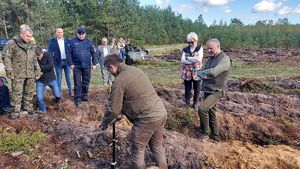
[55,97,62,111]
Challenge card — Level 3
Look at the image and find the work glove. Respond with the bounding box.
[198,69,213,80]
[99,122,108,131]
[198,71,207,80]
[202,69,213,76]
[6,72,14,80]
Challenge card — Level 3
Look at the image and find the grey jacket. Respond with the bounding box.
[202,51,231,93]
[97,45,112,66]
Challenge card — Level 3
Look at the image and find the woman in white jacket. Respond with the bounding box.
[181,32,203,110]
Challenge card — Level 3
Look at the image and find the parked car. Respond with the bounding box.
[127,46,148,61]
[0,38,9,51]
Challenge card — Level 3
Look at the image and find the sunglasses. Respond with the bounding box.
[188,41,195,45]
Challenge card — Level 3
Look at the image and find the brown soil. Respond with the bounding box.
[153,48,300,64]
[1,49,300,169]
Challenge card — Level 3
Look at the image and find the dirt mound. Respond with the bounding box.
[1,85,300,168]
[151,48,300,63]
[227,77,300,95]
[224,48,300,63]
[219,92,300,147]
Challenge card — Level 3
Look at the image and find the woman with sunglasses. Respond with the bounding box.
[181,32,203,110]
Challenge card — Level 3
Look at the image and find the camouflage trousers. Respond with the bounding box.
[10,78,35,113]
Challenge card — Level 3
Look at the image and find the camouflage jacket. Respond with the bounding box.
[2,35,40,79]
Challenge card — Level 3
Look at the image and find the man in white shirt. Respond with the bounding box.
[48,28,73,97]
[97,37,112,85]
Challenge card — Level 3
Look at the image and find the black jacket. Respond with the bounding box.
[37,52,56,84]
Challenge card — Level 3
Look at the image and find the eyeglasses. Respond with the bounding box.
[188,41,194,45]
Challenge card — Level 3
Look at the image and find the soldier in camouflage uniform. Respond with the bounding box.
[2,26,41,119]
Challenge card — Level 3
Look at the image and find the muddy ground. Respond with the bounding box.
[0,49,300,169]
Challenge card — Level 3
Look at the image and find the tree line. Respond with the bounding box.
[1,0,299,48]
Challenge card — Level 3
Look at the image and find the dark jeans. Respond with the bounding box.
[73,67,91,102]
[125,54,132,65]
[0,85,10,111]
[131,116,168,169]
[198,91,223,140]
[184,79,201,106]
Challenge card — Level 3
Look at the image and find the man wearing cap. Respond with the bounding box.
[2,26,41,119]
[48,27,73,97]
[69,27,97,106]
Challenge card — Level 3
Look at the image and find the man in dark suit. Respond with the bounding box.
[48,28,73,97]
[97,37,112,85]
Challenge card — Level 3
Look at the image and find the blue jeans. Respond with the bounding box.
[55,60,72,95]
[36,80,61,112]
[119,50,125,60]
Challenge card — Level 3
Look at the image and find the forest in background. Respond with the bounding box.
[1,0,300,48]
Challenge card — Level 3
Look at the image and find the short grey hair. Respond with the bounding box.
[186,32,198,42]
[20,27,33,34]
[206,38,220,47]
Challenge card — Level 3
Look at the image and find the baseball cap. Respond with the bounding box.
[77,27,86,35]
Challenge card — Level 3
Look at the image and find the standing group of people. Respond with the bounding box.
[181,32,231,142]
[1,24,230,168]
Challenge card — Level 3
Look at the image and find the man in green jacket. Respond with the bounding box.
[99,53,168,169]
[2,26,41,119]
[198,38,231,141]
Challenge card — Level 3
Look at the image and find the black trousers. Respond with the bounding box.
[73,67,91,101]
[184,79,201,106]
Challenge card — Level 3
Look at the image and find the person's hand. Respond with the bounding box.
[202,69,212,76]
[98,122,108,131]
[198,71,207,80]
[7,72,14,80]
[71,65,75,70]
[92,65,96,70]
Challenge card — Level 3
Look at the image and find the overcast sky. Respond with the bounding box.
[139,0,300,25]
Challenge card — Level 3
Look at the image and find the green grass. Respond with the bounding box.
[136,59,300,89]
[135,60,182,87]
[2,59,300,89]
[144,43,185,56]
[166,108,194,130]
[231,60,300,80]
[0,130,47,154]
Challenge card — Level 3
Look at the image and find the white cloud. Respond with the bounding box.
[203,7,209,13]
[278,6,293,15]
[194,0,231,7]
[174,4,194,13]
[252,0,282,13]
[278,4,300,15]
[223,6,231,13]
[156,0,171,8]
[294,4,300,13]
[156,0,162,7]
